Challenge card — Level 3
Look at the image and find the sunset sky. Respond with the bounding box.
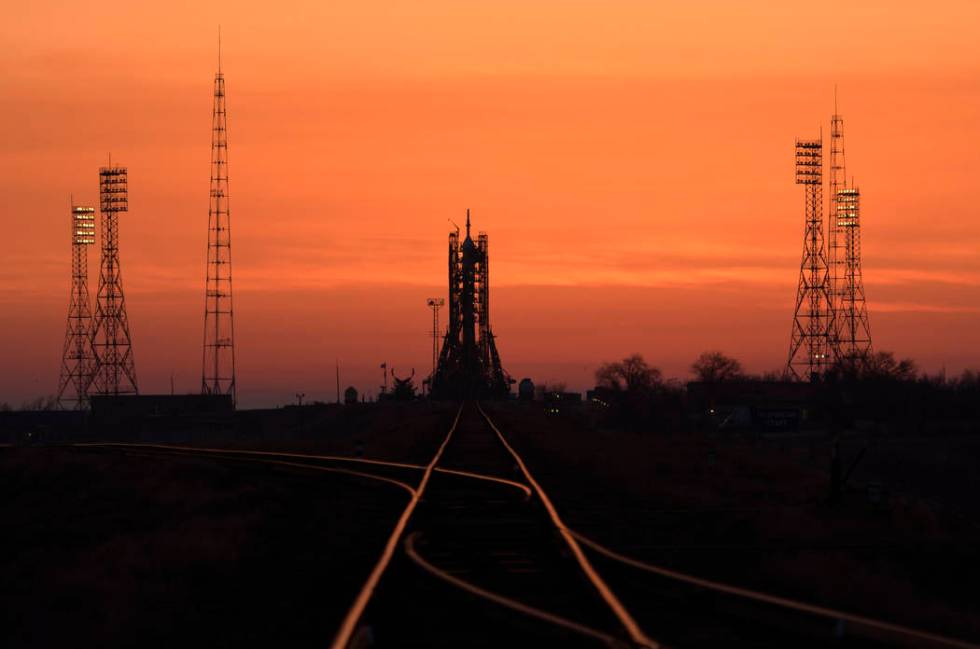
[3,1,980,407]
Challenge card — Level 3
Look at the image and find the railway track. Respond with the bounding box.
[344,402,653,648]
[73,405,980,649]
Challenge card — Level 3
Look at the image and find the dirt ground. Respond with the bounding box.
[0,446,412,648]
[5,400,979,646]
[485,401,980,643]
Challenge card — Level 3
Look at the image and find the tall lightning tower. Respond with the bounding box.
[827,92,846,359]
[834,186,873,365]
[201,33,237,403]
[827,94,872,367]
[787,138,832,381]
[56,203,97,409]
[91,164,139,395]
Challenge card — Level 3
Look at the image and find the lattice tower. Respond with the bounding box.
[827,96,846,358]
[787,139,833,381]
[835,186,873,364]
[201,38,237,403]
[56,203,97,409]
[91,165,138,395]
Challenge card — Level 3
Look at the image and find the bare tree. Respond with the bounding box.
[691,351,744,382]
[864,351,917,381]
[595,354,662,392]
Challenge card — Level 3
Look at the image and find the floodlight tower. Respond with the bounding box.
[201,34,237,403]
[787,138,832,381]
[835,186,873,364]
[56,203,97,409]
[91,164,139,395]
[426,297,445,380]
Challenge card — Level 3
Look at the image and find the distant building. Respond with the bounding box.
[687,380,813,432]
[518,378,534,401]
[344,386,358,405]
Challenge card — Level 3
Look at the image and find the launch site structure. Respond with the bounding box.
[56,203,97,409]
[827,101,873,368]
[787,139,833,381]
[201,34,237,403]
[787,97,874,381]
[90,164,139,396]
[429,211,511,399]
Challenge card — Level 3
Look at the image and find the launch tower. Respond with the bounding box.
[430,211,510,399]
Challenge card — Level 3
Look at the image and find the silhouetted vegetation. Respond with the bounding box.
[595,353,663,391]
[587,350,980,436]
[690,350,744,382]
[592,354,684,431]
[19,395,58,411]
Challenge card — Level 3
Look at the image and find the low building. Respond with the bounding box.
[686,380,814,432]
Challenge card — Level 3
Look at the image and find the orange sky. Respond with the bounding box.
[3,2,980,406]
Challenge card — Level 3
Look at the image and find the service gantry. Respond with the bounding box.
[90,164,139,395]
[787,139,833,381]
[429,211,511,399]
[201,34,237,403]
[56,203,97,409]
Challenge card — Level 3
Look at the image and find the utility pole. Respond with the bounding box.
[426,298,445,380]
[336,359,341,404]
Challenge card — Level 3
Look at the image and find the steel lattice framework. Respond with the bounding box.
[430,211,510,399]
[56,204,97,409]
[827,99,873,368]
[787,139,833,381]
[834,186,873,365]
[201,44,237,403]
[91,166,138,395]
[827,104,846,360]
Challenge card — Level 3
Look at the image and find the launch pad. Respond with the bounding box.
[429,211,511,399]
